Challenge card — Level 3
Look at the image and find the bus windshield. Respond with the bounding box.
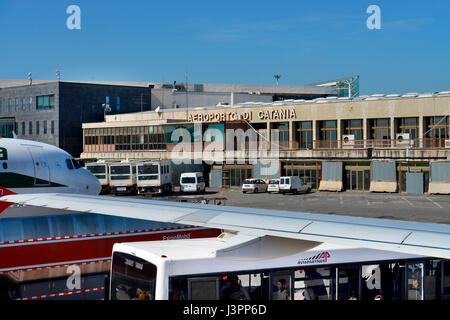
[110,165,130,175]
[110,252,157,300]
[138,164,158,175]
[86,165,106,174]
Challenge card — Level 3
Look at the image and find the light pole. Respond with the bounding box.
[274,74,281,85]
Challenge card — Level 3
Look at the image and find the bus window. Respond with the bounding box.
[188,277,219,300]
[272,274,291,300]
[407,263,423,300]
[110,252,156,300]
[338,265,359,300]
[294,268,332,300]
[170,278,187,300]
[444,261,450,300]
[248,274,263,300]
[424,260,442,300]
[220,275,250,300]
[362,263,400,300]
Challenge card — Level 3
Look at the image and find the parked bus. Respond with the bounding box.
[110,236,450,301]
[85,160,117,193]
[109,161,138,194]
[136,160,173,195]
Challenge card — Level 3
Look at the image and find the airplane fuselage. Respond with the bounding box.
[0,138,101,195]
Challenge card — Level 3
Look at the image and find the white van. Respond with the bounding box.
[180,172,206,193]
[279,176,310,194]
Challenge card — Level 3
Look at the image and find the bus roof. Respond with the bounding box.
[113,236,426,277]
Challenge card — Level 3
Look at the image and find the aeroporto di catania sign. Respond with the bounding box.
[187,108,297,122]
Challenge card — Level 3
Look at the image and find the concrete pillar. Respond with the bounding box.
[289,120,294,149]
[390,117,395,147]
[337,119,342,148]
[312,120,317,149]
[363,118,368,148]
[418,115,424,148]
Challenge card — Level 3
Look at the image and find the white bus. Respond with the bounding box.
[136,160,173,195]
[110,236,450,301]
[109,161,138,194]
[85,160,117,193]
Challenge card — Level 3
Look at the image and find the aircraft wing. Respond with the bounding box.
[2,193,450,259]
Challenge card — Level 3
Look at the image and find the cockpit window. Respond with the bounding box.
[66,159,74,170]
[72,159,81,169]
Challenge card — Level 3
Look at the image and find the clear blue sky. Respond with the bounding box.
[1,0,449,94]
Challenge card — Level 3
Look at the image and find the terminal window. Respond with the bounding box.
[37,95,55,110]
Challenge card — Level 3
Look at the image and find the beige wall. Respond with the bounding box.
[81,95,450,161]
[83,95,450,127]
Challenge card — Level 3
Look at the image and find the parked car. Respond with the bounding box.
[267,179,280,193]
[242,179,267,193]
[279,176,311,194]
[180,172,206,193]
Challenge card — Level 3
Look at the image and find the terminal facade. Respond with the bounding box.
[0,77,355,157]
[81,91,450,194]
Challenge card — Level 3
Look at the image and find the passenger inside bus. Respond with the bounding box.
[221,275,250,300]
[272,278,290,300]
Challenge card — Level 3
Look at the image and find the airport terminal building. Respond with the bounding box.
[81,90,450,194]
[0,77,356,157]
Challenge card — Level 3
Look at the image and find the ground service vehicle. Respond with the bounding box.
[85,160,111,193]
[110,235,450,300]
[180,172,206,193]
[109,161,138,194]
[136,160,172,195]
[279,176,310,194]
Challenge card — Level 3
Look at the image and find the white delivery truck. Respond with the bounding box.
[180,172,206,193]
[109,160,138,194]
[135,160,173,195]
[279,176,311,194]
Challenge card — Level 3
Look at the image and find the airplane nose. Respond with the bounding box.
[89,174,102,195]
[82,169,101,195]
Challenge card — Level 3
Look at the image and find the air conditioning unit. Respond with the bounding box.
[396,133,413,147]
[342,134,355,148]
[445,139,450,149]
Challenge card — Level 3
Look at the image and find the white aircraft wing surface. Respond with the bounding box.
[2,193,450,259]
